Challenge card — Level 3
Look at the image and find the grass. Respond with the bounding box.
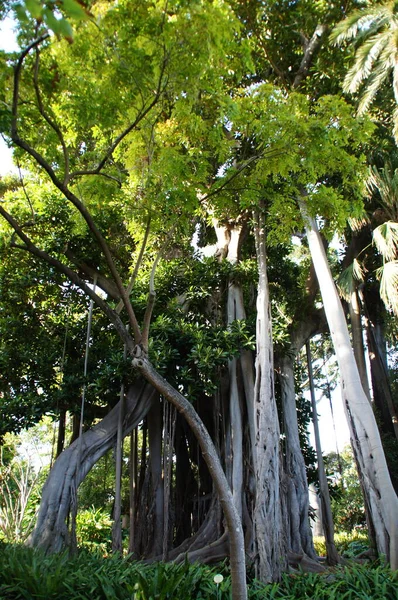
[0,542,396,599]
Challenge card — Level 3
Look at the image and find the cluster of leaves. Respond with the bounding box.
[75,507,113,554]
[13,0,92,41]
[0,543,397,599]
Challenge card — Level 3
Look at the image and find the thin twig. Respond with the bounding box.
[67,55,169,182]
[200,149,284,203]
[33,48,70,182]
[16,161,35,221]
[116,216,151,314]
[140,224,176,352]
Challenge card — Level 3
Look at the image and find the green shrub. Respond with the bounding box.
[0,544,229,599]
[0,543,396,600]
[76,507,113,554]
[249,562,397,600]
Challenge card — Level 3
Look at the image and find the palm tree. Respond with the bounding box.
[368,162,398,314]
[330,1,398,140]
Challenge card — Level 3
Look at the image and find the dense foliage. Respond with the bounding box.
[0,544,397,600]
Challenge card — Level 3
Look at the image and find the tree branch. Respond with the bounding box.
[11,39,142,343]
[67,170,123,186]
[141,224,176,351]
[33,48,70,183]
[64,248,121,300]
[67,55,169,182]
[116,216,151,314]
[200,149,284,203]
[140,243,163,352]
[293,24,328,89]
[0,205,133,352]
[12,34,50,138]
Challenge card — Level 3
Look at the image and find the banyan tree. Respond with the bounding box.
[1,3,397,599]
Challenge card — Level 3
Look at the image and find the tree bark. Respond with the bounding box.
[56,410,66,459]
[362,290,398,442]
[349,290,372,403]
[28,379,155,553]
[252,210,285,582]
[129,428,138,555]
[279,349,317,559]
[112,383,125,553]
[300,200,398,570]
[132,352,248,600]
[147,398,165,557]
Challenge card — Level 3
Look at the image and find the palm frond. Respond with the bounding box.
[394,61,398,104]
[373,221,398,260]
[356,59,391,114]
[344,32,390,94]
[368,163,398,218]
[338,259,365,301]
[330,4,395,43]
[348,215,370,232]
[393,105,398,145]
[377,259,398,315]
[330,7,391,45]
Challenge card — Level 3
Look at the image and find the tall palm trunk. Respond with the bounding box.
[300,200,398,570]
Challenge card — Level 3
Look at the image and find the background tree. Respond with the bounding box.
[330,0,398,140]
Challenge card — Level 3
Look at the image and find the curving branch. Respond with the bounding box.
[67,170,123,186]
[116,216,152,314]
[11,34,50,138]
[33,48,70,183]
[64,248,120,300]
[66,55,169,183]
[293,24,328,89]
[10,38,142,342]
[0,205,133,352]
[200,149,284,204]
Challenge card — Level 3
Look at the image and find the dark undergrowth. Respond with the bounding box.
[0,543,396,599]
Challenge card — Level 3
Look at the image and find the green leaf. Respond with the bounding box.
[24,0,43,19]
[61,0,89,21]
[54,17,74,40]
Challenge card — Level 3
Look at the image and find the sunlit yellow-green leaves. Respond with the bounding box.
[14,0,92,40]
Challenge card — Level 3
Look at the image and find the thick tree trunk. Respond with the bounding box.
[362,290,398,442]
[300,202,398,570]
[279,351,317,560]
[56,410,66,459]
[129,428,138,555]
[252,210,285,582]
[349,290,372,403]
[28,379,155,553]
[132,352,248,600]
